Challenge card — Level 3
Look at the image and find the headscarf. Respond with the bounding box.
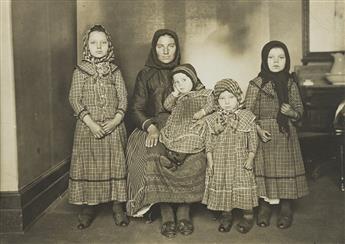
[145,29,181,70]
[81,25,116,108]
[258,40,291,134]
[82,25,115,79]
[82,24,115,64]
[171,63,205,90]
[214,78,244,109]
[212,79,244,132]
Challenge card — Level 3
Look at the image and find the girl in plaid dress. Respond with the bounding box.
[202,79,258,234]
[159,63,212,169]
[245,41,308,229]
[68,25,129,229]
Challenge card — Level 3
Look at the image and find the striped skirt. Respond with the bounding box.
[68,120,127,205]
[126,129,206,216]
[255,119,309,199]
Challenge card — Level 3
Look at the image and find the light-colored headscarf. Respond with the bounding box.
[82,25,115,78]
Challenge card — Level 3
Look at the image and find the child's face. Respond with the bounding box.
[218,90,238,112]
[156,34,176,64]
[88,31,109,59]
[267,47,286,73]
[173,73,193,94]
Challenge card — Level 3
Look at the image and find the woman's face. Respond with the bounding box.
[267,47,286,73]
[88,31,109,59]
[218,90,238,112]
[155,34,176,64]
[173,73,193,94]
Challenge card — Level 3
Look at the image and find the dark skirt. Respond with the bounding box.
[126,129,206,216]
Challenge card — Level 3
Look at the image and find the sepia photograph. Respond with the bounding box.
[0,0,344,243]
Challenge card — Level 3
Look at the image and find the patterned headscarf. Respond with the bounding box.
[212,79,244,132]
[259,40,291,134]
[82,24,115,64]
[171,63,205,90]
[145,29,181,70]
[213,78,244,109]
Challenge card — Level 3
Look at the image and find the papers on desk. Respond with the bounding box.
[303,79,314,86]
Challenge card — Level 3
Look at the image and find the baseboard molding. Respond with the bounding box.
[0,158,70,233]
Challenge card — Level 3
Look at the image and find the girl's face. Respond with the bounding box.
[218,90,238,112]
[156,34,176,64]
[88,31,109,59]
[267,47,286,72]
[173,73,193,94]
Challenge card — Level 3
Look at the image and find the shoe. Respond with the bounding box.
[277,214,293,229]
[277,199,293,229]
[113,211,129,227]
[113,202,129,227]
[177,219,194,235]
[236,217,254,234]
[218,212,233,233]
[161,221,177,238]
[143,205,159,224]
[257,199,272,227]
[77,206,96,230]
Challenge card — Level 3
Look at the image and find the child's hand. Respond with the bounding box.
[172,83,180,97]
[206,152,214,176]
[257,127,271,143]
[281,103,298,118]
[243,158,253,171]
[192,109,206,122]
[88,121,106,139]
[102,114,122,135]
[244,152,255,171]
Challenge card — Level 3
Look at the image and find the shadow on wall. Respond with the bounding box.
[183,1,269,91]
[215,1,261,54]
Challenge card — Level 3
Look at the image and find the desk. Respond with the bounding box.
[295,65,345,191]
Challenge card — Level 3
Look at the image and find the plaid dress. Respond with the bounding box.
[245,77,309,199]
[160,89,212,154]
[68,61,127,205]
[202,109,258,211]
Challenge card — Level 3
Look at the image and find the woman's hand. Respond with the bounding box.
[146,124,160,147]
[281,103,298,119]
[83,115,106,139]
[257,125,271,143]
[101,114,122,135]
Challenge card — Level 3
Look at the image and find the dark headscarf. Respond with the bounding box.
[145,29,181,70]
[171,63,205,90]
[259,40,291,134]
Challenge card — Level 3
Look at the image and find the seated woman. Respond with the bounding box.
[126,30,207,239]
[159,63,212,169]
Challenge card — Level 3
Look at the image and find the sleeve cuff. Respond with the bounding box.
[171,91,179,98]
[116,109,125,117]
[290,111,301,122]
[77,109,90,120]
[142,118,154,131]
